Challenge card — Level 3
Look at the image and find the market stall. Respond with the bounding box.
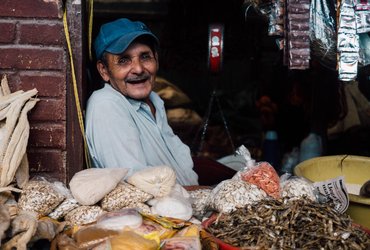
[1,0,370,248]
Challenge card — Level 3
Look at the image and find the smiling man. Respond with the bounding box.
[85,18,199,186]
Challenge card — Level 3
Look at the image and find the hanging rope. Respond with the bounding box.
[63,3,91,168]
[88,0,94,61]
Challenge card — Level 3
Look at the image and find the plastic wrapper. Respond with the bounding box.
[355,0,370,10]
[309,0,337,69]
[286,0,311,70]
[239,161,281,199]
[94,231,159,250]
[268,0,285,36]
[161,236,202,250]
[356,10,370,33]
[73,225,119,249]
[280,173,317,201]
[96,208,143,231]
[359,33,370,66]
[133,218,177,240]
[338,53,359,81]
[337,0,360,81]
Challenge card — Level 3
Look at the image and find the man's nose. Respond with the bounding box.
[130,57,144,73]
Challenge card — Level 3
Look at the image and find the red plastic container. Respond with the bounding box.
[202,213,370,250]
[202,214,241,250]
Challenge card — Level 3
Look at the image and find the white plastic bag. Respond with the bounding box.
[69,168,129,205]
[127,165,176,198]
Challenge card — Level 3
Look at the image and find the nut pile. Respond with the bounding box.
[65,205,104,226]
[48,198,80,220]
[18,180,65,216]
[188,188,212,218]
[281,177,316,201]
[209,179,267,213]
[100,182,153,212]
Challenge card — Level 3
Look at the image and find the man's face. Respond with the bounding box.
[97,42,158,101]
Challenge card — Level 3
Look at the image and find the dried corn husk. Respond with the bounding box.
[0,74,38,189]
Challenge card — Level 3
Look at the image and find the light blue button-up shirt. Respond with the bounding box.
[85,84,199,186]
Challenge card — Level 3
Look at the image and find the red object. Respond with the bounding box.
[208,23,224,73]
[192,156,236,186]
[202,215,370,250]
[202,214,241,250]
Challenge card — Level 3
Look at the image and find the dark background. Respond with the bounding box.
[89,0,370,163]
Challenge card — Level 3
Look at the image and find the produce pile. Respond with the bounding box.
[207,198,370,249]
[0,75,369,249]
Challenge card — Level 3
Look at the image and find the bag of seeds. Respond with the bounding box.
[100,181,153,212]
[18,177,66,217]
[280,173,317,201]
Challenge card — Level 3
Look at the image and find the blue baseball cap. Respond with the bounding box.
[94,18,159,60]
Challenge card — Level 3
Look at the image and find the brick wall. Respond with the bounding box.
[0,0,83,183]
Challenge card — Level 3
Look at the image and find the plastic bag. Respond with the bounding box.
[280,147,300,174]
[309,0,337,69]
[18,177,65,217]
[149,184,193,220]
[127,165,176,198]
[69,168,129,206]
[100,181,153,212]
[96,208,143,231]
[94,231,159,250]
[239,161,281,199]
[161,236,202,250]
[299,133,322,162]
[280,173,317,201]
[208,179,267,213]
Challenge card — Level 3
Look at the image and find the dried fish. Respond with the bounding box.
[207,198,370,249]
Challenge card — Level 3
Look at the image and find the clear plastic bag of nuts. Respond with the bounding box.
[18,176,66,217]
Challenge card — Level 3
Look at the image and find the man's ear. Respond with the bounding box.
[96,61,110,82]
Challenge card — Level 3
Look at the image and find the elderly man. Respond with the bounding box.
[85,18,199,186]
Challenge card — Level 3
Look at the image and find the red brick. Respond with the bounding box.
[0,48,64,70]
[19,22,64,45]
[29,123,66,149]
[0,22,16,43]
[29,98,66,121]
[28,148,66,182]
[18,73,66,97]
[0,0,62,19]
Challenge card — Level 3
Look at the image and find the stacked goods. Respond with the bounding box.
[0,97,369,250]
[0,165,205,249]
[285,0,311,69]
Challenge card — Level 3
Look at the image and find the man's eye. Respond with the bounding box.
[118,57,131,64]
[141,54,153,61]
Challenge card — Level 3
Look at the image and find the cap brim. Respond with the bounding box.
[105,31,159,55]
